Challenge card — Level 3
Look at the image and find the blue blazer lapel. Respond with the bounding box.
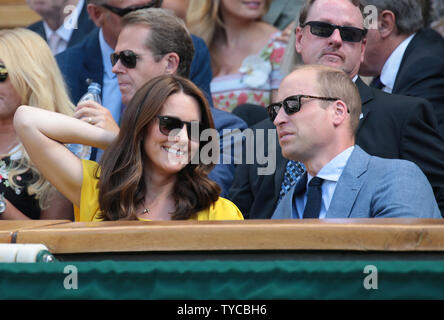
[326,146,369,218]
[272,172,307,219]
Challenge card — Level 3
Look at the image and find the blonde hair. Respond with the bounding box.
[187,0,271,75]
[0,28,75,209]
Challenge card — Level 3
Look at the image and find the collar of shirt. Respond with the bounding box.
[294,146,355,219]
[379,33,416,93]
[43,0,85,50]
[99,28,116,78]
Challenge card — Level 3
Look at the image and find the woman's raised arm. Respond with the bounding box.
[13,106,117,207]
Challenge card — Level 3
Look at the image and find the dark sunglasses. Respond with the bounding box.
[111,50,140,69]
[300,21,367,43]
[157,116,201,142]
[267,95,342,121]
[0,64,7,82]
[101,0,162,17]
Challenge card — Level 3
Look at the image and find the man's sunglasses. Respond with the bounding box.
[267,95,341,121]
[0,64,8,82]
[300,21,367,43]
[101,0,162,17]
[157,116,201,142]
[111,50,140,69]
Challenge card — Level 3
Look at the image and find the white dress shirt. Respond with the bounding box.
[294,146,355,219]
[379,33,416,93]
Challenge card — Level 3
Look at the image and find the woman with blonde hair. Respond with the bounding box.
[14,75,243,221]
[187,0,287,112]
[0,28,87,220]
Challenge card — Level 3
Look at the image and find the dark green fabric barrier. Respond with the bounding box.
[1,260,444,299]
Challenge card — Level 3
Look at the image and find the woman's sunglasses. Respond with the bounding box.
[110,50,139,69]
[157,116,201,142]
[101,0,162,17]
[300,21,367,43]
[266,95,341,121]
[0,64,8,82]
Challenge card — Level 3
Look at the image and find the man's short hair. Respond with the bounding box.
[122,8,194,78]
[364,0,424,34]
[294,64,362,135]
[298,0,366,26]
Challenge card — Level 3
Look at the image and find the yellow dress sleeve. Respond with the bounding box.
[73,159,102,222]
[191,197,244,221]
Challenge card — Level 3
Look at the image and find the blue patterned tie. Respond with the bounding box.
[278,160,305,201]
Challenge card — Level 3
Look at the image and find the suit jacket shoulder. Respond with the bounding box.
[56,29,103,104]
[355,78,444,215]
[393,28,444,135]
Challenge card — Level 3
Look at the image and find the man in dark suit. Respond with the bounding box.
[227,0,444,217]
[359,0,444,136]
[57,4,246,195]
[27,0,96,55]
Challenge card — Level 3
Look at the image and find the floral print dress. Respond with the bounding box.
[211,31,287,112]
[0,150,41,219]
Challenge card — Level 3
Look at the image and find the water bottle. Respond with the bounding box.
[79,82,102,104]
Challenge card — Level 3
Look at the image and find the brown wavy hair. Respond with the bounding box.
[97,75,220,220]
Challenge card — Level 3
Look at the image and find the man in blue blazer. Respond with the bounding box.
[271,65,441,219]
[57,5,246,196]
[27,0,96,54]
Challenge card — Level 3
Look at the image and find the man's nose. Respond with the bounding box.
[328,28,343,46]
[273,106,288,127]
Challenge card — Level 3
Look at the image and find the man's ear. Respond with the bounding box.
[164,52,180,75]
[294,26,304,54]
[378,10,396,39]
[86,3,105,27]
[331,100,349,127]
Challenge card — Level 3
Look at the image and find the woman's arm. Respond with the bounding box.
[0,198,30,220]
[39,189,74,221]
[13,106,117,207]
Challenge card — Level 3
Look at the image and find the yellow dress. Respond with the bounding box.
[74,160,244,222]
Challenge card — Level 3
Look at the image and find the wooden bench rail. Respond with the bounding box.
[1,219,444,254]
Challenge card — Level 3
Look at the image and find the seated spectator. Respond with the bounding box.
[228,0,444,218]
[271,65,441,219]
[0,28,89,220]
[359,0,444,136]
[72,8,246,196]
[187,0,287,112]
[14,75,244,221]
[27,0,96,55]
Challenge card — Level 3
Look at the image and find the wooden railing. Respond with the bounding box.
[1,219,444,254]
[0,0,40,29]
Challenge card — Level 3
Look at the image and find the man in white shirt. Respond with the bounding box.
[359,0,444,136]
[27,0,96,55]
[271,64,441,219]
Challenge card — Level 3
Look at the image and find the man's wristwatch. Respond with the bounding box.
[0,193,6,216]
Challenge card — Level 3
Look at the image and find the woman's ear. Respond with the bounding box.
[164,53,180,75]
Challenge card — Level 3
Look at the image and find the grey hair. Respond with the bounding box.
[364,0,424,34]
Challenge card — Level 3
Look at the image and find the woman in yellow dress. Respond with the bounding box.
[14,75,243,221]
